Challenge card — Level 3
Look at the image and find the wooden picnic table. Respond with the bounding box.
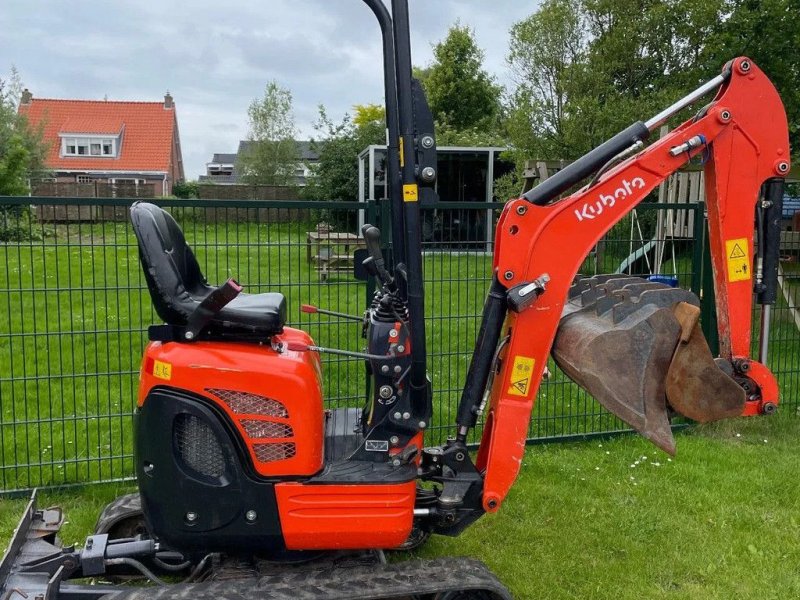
[306,230,366,280]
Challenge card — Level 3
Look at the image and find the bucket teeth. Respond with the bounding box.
[553,275,745,454]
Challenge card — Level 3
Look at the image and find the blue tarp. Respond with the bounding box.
[783,194,800,219]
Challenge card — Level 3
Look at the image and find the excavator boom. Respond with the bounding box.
[472,57,789,512]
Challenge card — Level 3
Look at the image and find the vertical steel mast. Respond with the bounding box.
[390,0,429,404]
[360,0,406,272]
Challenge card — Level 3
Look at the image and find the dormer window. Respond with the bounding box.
[60,135,120,158]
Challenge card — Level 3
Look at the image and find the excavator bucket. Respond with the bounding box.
[552,276,745,454]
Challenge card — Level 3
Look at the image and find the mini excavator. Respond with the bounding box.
[1,1,790,598]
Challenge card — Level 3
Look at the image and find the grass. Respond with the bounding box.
[414,413,800,599]
[2,414,798,599]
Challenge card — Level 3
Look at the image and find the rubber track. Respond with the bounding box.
[95,493,144,534]
[102,557,512,600]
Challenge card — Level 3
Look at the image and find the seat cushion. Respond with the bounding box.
[214,292,287,334]
[131,202,287,338]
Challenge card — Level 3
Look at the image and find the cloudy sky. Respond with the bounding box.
[1,1,538,179]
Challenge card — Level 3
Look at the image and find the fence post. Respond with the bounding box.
[699,209,720,355]
[690,202,705,296]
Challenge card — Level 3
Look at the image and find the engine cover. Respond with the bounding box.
[135,327,324,555]
[138,328,324,477]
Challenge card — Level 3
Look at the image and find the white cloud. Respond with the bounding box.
[1,0,538,179]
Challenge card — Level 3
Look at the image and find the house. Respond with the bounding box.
[18,89,184,196]
[202,153,237,184]
[199,141,319,186]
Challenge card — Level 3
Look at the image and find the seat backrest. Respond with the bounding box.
[130,202,212,325]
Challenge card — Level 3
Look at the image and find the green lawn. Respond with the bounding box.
[0,216,503,490]
[2,414,798,599]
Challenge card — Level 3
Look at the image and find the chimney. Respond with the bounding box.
[164,91,174,109]
[20,88,32,105]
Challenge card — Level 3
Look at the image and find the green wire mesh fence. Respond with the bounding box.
[0,196,798,493]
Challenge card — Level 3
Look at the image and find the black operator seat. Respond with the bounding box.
[130,202,286,338]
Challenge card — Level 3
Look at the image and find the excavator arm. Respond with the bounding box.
[470,57,790,513]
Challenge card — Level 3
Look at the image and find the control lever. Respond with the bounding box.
[283,341,394,362]
[301,304,363,322]
[361,224,394,288]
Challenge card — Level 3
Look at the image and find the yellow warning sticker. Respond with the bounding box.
[403,184,419,202]
[507,355,536,397]
[153,360,172,381]
[725,238,751,282]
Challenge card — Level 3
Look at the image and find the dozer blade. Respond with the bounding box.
[552,276,745,455]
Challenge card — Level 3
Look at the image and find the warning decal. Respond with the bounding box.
[153,360,172,381]
[507,355,536,397]
[725,238,751,282]
[403,184,419,202]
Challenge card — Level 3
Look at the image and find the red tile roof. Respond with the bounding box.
[19,99,177,173]
[59,116,125,135]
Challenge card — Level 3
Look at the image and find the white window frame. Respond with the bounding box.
[110,177,145,186]
[60,135,119,158]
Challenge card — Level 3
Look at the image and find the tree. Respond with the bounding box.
[1,69,47,194]
[506,0,586,159]
[237,81,298,186]
[421,23,502,131]
[506,0,742,161]
[352,103,385,129]
[306,105,385,202]
[699,0,800,151]
[1,67,49,239]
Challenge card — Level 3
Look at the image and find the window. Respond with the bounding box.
[61,135,118,157]
[76,175,94,183]
[110,178,146,198]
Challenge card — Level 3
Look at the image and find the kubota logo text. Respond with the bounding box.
[574,176,647,222]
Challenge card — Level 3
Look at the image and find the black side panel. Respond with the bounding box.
[135,389,285,556]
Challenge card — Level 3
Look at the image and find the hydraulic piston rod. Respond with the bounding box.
[644,73,728,131]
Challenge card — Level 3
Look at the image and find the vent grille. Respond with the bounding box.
[173,413,226,478]
[240,419,294,439]
[253,442,296,463]
[207,389,288,418]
